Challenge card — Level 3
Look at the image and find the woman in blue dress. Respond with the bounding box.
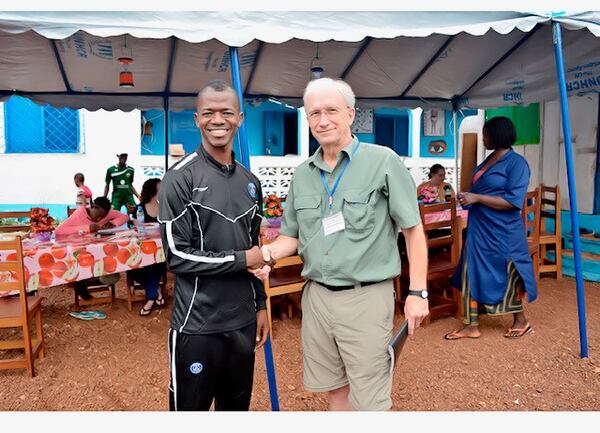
[445,116,537,340]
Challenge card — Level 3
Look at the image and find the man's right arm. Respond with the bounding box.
[159,171,260,276]
[103,183,110,197]
[261,179,300,262]
[262,235,298,262]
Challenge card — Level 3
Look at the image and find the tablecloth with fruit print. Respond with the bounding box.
[0,230,165,297]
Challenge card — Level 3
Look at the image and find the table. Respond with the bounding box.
[0,229,165,297]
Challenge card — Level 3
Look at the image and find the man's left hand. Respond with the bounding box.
[404,296,429,335]
[255,310,269,349]
[100,222,115,230]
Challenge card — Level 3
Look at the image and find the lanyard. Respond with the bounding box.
[319,142,361,211]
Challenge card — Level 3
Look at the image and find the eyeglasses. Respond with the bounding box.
[307,107,350,121]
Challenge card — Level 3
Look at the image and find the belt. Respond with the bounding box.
[316,280,385,292]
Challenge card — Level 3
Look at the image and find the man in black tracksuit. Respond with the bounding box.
[158,80,269,411]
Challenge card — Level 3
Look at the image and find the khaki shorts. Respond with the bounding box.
[301,279,394,410]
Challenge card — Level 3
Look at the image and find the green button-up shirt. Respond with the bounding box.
[280,136,421,286]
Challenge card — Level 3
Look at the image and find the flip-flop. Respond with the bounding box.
[88,311,106,320]
[156,297,165,307]
[139,303,155,317]
[504,324,533,338]
[69,311,95,321]
[444,329,480,340]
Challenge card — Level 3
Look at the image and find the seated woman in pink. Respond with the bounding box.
[55,196,128,236]
[417,164,455,203]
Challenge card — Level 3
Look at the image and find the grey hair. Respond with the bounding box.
[303,78,356,108]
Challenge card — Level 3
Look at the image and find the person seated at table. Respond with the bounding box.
[55,197,128,236]
[417,164,455,203]
[127,178,167,316]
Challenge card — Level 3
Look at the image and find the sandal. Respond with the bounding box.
[504,324,533,338]
[444,329,481,340]
[156,297,165,307]
[69,311,95,321]
[88,310,106,320]
[139,301,155,317]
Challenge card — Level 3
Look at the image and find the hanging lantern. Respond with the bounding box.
[118,35,134,88]
[119,70,134,88]
[309,43,324,80]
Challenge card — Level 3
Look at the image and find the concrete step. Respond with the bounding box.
[563,233,600,256]
[547,251,600,282]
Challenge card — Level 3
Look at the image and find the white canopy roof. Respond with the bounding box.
[0,11,598,111]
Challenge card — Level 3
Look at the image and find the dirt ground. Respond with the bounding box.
[1,275,599,411]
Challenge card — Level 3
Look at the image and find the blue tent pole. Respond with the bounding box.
[229,47,251,169]
[552,21,588,358]
[164,96,169,171]
[229,46,281,410]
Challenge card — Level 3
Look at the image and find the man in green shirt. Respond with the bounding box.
[104,153,140,211]
[256,78,429,411]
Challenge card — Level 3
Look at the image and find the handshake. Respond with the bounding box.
[245,245,275,280]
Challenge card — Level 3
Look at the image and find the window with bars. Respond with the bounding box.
[3,96,81,154]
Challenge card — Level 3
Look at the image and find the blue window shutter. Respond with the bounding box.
[5,96,44,153]
[43,105,80,152]
[4,96,80,153]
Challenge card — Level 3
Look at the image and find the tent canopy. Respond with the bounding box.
[0,11,598,111]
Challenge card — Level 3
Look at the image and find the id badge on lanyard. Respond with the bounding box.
[320,142,360,236]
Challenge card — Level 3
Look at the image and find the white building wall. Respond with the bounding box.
[0,108,169,207]
[1,98,597,214]
[541,94,598,213]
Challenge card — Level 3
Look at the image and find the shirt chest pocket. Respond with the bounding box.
[343,190,376,233]
[295,195,322,239]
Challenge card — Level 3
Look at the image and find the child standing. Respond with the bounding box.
[74,173,93,208]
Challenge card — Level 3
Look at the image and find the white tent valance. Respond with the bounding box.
[0,11,598,111]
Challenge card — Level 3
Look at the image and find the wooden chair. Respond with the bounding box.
[398,199,460,324]
[125,269,168,312]
[0,236,45,377]
[73,277,117,308]
[522,188,541,287]
[0,210,31,233]
[539,184,562,278]
[263,255,305,334]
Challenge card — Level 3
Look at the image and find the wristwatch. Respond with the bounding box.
[407,289,429,299]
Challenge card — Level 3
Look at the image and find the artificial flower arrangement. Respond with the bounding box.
[30,208,55,239]
[263,194,284,219]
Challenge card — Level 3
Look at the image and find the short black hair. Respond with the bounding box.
[74,172,84,183]
[483,116,516,149]
[92,196,112,212]
[197,80,240,109]
[428,164,445,179]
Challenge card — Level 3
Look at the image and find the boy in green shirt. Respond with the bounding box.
[104,153,140,211]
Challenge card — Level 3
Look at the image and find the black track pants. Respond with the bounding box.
[168,322,257,411]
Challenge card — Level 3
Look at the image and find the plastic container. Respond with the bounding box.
[136,205,145,234]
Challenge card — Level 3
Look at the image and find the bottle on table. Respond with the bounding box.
[444,185,452,202]
[136,205,145,234]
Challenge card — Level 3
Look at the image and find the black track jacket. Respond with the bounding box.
[158,145,266,334]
